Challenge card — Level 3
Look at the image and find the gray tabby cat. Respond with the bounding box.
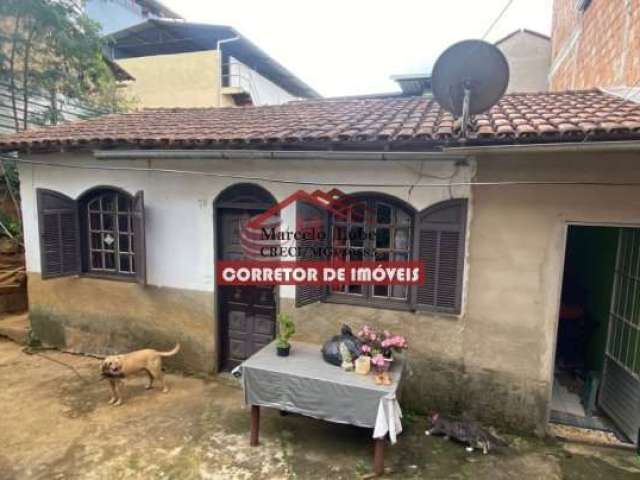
[425,413,507,454]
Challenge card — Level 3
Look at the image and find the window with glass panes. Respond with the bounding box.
[87,191,135,275]
[330,197,412,303]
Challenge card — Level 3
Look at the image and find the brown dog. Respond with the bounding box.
[101,343,180,406]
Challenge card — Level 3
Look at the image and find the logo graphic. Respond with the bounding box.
[240,188,376,259]
[219,188,423,287]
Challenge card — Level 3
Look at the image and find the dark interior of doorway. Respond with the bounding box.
[552,225,633,443]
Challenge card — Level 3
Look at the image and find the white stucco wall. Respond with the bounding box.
[19,153,473,296]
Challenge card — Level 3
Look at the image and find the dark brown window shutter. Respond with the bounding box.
[295,201,328,307]
[413,199,467,314]
[37,189,80,278]
[132,191,147,285]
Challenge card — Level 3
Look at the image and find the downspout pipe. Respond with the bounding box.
[216,36,241,106]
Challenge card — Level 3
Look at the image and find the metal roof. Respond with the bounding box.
[105,20,320,99]
[390,74,433,96]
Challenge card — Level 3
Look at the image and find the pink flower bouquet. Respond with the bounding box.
[357,325,408,359]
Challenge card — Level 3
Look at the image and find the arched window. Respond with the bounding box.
[37,187,146,283]
[83,189,136,276]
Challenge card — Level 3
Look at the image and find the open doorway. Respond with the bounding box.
[552,225,640,445]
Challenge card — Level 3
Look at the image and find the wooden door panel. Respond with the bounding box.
[254,287,275,305]
[254,315,275,336]
[228,310,249,334]
[229,338,249,361]
[218,208,277,371]
[252,337,272,352]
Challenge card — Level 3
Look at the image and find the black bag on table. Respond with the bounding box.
[321,324,363,366]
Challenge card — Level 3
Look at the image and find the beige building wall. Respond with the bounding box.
[496,30,551,93]
[466,151,640,430]
[117,50,235,108]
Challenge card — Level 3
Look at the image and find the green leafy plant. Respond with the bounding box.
[0,157,22,246]
[0,0,134,133]
[276,313,296,348]
[0,1,136,246]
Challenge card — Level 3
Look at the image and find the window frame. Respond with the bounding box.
[79,187,137,281]
[326,195,415,309]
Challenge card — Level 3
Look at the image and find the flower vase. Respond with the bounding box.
[373,358,392,385]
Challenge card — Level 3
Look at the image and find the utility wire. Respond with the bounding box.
[481,0,515,40]
[5,156,640,188]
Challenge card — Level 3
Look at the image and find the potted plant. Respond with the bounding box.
[276,313,296,357]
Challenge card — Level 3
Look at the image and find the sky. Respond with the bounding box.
[162,0,554,98]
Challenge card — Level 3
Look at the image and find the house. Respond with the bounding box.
[495,29,551,93]
[84,0,182,35]
[2,88,640,440]
[550,0,640,96]
[105,20,320,108]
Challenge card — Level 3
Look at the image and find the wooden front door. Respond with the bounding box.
[218,209,276,370]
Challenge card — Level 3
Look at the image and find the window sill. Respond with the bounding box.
[79,272,138,284]
[324,294,412,312]
[415,308,462,320]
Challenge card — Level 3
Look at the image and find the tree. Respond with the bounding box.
[0,0,131,131]
[0,0,132,132]
[0,0,134,245]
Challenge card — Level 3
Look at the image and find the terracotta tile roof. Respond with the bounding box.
[2,89,640,152]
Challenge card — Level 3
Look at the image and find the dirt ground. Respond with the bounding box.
[0,338,639,480]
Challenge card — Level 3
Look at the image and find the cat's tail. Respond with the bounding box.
[487,431,509,449]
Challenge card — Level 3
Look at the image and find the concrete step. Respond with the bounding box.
[0,312,29,344]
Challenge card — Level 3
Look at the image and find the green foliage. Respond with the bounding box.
[0,210,21,239]
[0,156,22,243]
[0,0,133,131]
[0,157,19,187]
[276,313,296,348]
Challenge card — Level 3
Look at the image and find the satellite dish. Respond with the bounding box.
[432,39,509,135]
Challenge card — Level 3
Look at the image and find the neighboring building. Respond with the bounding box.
[3,89,640,441]
[550,0,640,92]
[495,29,551,93]
[390,29,551,98]
[84,0,182,35]
[105,20,320,108]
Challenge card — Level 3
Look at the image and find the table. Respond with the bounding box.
[239,341,404,476]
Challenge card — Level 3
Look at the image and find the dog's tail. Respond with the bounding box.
[159,343,180,357]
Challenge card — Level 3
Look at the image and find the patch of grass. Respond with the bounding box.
[402,407,421,427]
[354,459,369,476]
